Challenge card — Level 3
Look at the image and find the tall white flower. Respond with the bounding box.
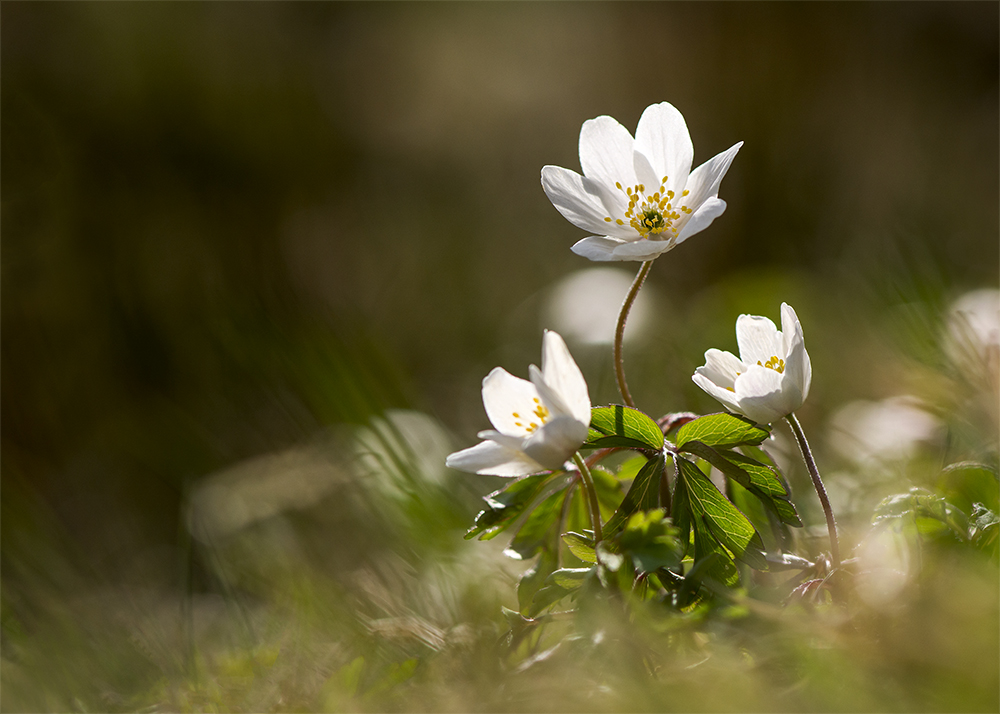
[541,102,742,262]
[446,331,591,476]
[692,303,812,425]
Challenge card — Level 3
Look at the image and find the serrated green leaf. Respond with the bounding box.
[466,471,559,540]
[563,532,597,564]
[506,487,568,560]
[528,567,593,616]
[548,567,592,589]
[586,405,664,451]
[604,453,666,537]
[676,457,767,570]
[616,509,682,573]
[691,512,740,588]
[672,465,692,558]
[679,441,802,527]
[873,488,970,541]
[675,413,769,450]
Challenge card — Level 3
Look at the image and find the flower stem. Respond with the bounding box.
[614,260,653,408]
[785,413,841,569]
[573,451,604,544]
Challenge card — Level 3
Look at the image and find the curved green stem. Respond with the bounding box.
[785,413,841,569]
[614,260,653,408]
[573,451,604,544]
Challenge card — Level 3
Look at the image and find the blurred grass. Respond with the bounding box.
[1,3,998,711]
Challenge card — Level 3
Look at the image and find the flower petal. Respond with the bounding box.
[697,348,745,391]
[445,439,544,476]
[611,238,675,261]
[780,303,811,405]
[540,330,591,426]
[692,371,745,416]
[571,236,627,262]
[634,102,693,199]
[522,415,589,471]
[541,166,632,237]
[733,366,788,424]
[675,197,727,245]
[481,367,542,436]
[736,314,781,367]
[579,115,637,190]
[681,141,742,214]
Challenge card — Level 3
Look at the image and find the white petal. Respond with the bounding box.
[734,366,790,425]
[571,236,627,262]
[692,371,745,416]
[697,348,745,391]
[634,102,693,199]
[675,197,727,245]
[579,115,637,190]
[736,314,781,367]
[780,303,811,405]
[540,330,591,426]
[521,415,588,471]
[445,440,544,477]
[481,367,541,436]
[541,166,632,237]
[611,238,675,261]
[529,364,574,419]
[680,141,742,214]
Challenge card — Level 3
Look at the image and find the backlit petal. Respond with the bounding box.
[675,197,727,245]
[445,440,543,477]
[682,142,742,213]
[522,415,589,471]
[692,372,744,416]
[481,367,541,436]
[540,330,591,426]
[733,366,788,424]
[571,236,627,262]
[736,314,781,367]
[634,101,693,198]
[579,115,637,189]
[541,166,632,237]
[697,348,745,391]
[611,238,675,261]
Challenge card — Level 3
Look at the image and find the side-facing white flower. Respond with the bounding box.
[541,101,742,262]
[692,303,812,425]
[446,331,591,477]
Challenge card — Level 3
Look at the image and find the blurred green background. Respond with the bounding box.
[2,3,998,711]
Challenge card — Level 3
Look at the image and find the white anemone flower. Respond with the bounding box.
[692,303,812,425]
[446,330,591,477]
[541,101,742,262]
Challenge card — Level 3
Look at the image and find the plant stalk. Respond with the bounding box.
[614,260,653,408]
[785,412,841,569]
[573,451,604,544]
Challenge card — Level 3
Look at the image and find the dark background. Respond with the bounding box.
[2,3,997,709]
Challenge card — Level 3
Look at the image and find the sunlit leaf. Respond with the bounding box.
[585,405,664,451]
[506,487,569,559]
[562,532,597,564]
[675,413,769,450]
[465,471,559,540]
[604,453,666,537]
[676,457,767,570]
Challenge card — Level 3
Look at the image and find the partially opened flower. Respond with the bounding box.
[446,330,591,476]
[692,303,812,425]
[541,102,742,262]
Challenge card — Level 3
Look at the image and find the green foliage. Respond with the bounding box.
[675,412,769,450]
[585,405,665,451]
[465,471,560,541]
[603,454,665,536]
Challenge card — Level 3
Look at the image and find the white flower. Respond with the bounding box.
[541,101,742,262]
[446,331,591,476]
[692,303,812,425]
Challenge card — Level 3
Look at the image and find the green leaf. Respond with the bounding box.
[675,413,769,450]
[506,487,568,560]
[562,532,597,564]
[676,457,767,570]
[671,465,692,558]
[691,512,740,588]
[616,509,683,574]
[873,488,970,541]
[970,503,999,557]
[604,453,666,537]
[585,405,664,451]
[465,471,559,540]
[517,546,559,614]
[679,441,802,527]
[529,567,593,616]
